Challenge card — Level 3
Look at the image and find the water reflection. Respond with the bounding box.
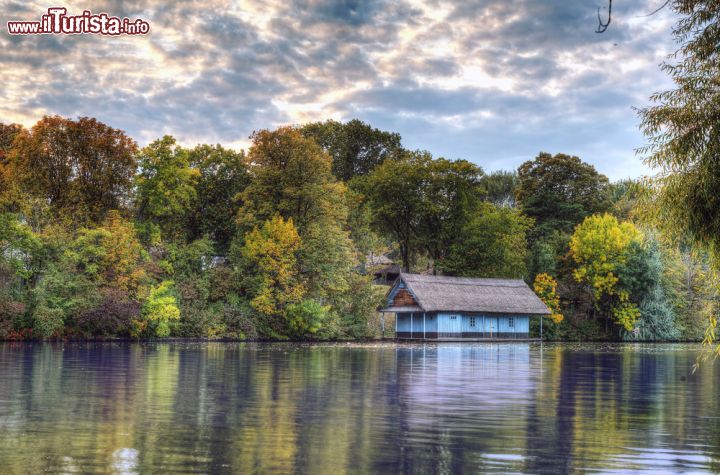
[0,342,718,473]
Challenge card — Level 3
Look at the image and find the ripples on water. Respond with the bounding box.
[0,342,718,474]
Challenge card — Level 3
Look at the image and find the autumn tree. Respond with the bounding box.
[9,116,137,223]
[238,127,345,232]
[0,123,24,210]
[237,215,306,337]
[534,273,564,324]
[569,214,643,330]
[300,118,402,181]
[65,211,147,295]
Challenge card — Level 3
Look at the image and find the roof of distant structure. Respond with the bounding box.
[381,273,551,315]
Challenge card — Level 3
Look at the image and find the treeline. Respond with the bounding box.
[0,116,716,340]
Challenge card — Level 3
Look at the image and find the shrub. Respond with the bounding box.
[75,288,140,337]
[141,281,180,337]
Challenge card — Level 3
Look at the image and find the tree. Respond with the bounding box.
[516,152,611,240]
[617,239,680,341]
[569,214,643,330]
[9,116,137,222]
[639,2,720,257]
[238,127,344,233]
[136,136,199,241]
[480,170,518,208]
[359,151,485,271]
[140,280,181,337]
[438,202,532,278]
[533,273,564,323]
[0,123,23,210]
[237,215,306,336]
[65,211,147,295]
[300,119,402,181]
[186,144,249,249]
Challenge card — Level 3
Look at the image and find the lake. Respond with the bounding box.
[0,342,718,474]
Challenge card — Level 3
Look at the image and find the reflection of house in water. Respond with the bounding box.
[391,344,538,472]
[397,344,536,407]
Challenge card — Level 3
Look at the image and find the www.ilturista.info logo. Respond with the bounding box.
[6,7,150,35]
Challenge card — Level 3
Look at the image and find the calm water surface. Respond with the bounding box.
[0,342,719,474]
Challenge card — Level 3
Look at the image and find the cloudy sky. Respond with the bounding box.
[1,0,678,180]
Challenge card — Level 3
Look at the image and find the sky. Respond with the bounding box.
[0,0,679,180]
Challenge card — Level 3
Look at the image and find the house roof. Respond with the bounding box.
[383,273,551,315]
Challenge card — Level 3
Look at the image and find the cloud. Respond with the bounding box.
[0,0,678,179]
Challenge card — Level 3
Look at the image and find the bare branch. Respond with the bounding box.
[596,0,612,33]
[638,0,671,18]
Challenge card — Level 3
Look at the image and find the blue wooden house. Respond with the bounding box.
[380,273,550,340]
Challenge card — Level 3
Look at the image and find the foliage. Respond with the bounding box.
[285,299,332,339]
[300,119,402,181]
[569,214,643,330]
[480,170,518,208]
[75,288,140,337]
[237,127,343,233]
[237,216,305,333]
[638,1,720,261]
[8,116,137,223]
[0,213,43,283]
[439,202,531,278]
[0,116,714,342]
[140,280,181,337]
[186,144,249,249]
[534,273,564,323]
[136,136,199,241]
[516,152,611,240]
[65,211,147,295]
[359,151,485,271]
[31,264,99,337]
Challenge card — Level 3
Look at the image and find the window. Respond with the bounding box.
[508,317,515,328]
[450,315,457,320]
[469,317,476,327]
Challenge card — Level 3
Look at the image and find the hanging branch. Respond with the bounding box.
[596,0,612,33]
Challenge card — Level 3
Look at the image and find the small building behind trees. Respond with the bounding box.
[381,273,550,340]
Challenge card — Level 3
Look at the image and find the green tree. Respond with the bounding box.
[438,202,532,278]
[65,211,147,295]
[618,239,680,341]
[516,152,611,240]
[186,144,249,249]
[285,299,332,339]
[480,170,518,207]
[300,119,402,181]
[637,0,720,357]
[136,136,199,241]
[9,116,137,223]
[359,151,485,271]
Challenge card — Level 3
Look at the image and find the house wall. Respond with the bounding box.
[398,313,531,339]
[396,312,438,338]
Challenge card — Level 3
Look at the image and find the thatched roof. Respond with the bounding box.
[384,273,550,315]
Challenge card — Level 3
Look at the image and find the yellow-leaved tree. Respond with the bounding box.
[569,213,642,330]
[533,273,563,324]
[240,215,306,325]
